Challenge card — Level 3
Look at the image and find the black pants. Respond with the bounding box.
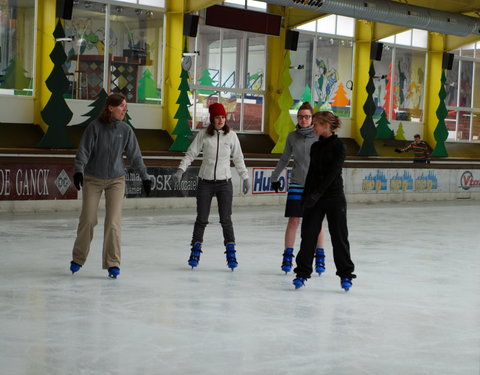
[192,178,234,246]
[294,195,355,279]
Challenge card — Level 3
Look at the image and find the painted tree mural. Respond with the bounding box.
[74,89,108,127]
[197,69,216,96]
[37,20,73,149]
[169,66,193,152]
[357,63,378,156]
[395,122,406,140]
[331,82,349,107]
[300,84,312,103]
[0,57,30,90]
[272,51,295,154]
[375,110,394,139]
[138,69,160,103]
[431,71,449,157]
[383,63,397,120]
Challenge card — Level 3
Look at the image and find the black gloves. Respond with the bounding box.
[271,181,280,193]
[394,148,402,153]
[142,179,152,196]
[73,172,83,190]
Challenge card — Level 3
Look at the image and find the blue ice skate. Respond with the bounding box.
[225,243,238,271]
[188,242,203,269]
[315,248,326,275]
[281,248,295,274]
[341,277,352,291]
[70,261,82,274]
[108,267,120,279]
[293,277,307,289]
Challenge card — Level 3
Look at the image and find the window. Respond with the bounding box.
[444,44,480,142]
[0,0,36,96]
[63,1,163,104]
[293,19,354,118]
[188,24,266,132]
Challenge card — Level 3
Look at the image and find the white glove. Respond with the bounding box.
[242,179,250,194]
[173,169,183,184]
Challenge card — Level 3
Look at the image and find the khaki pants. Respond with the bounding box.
[72,175,125,269]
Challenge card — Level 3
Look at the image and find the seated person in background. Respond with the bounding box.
[395,134,430,164]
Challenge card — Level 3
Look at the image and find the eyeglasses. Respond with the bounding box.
[297,115,312,120]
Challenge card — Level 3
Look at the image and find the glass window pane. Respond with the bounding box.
[445,59,459,107]
[379,36,395,44]
[290,34,314,106]
[140,0,165,7]
[0,0,35,96]
[314,37,353,117]
[336,16,354,37]
[243,94,263,131]
[445,110,457,140]
[317,15,336,34]
[247,0,266,10]
[64,1,106,100]
[220,92,241,130]
[246,33,265,91]
[411,29,427,48]
[395,30,411,46]
[221,29,240,89]
[459,60,473,107]
[458,111,471,140]
[474,62,480,108]
[392,47,425,122]
[195,25,221,91]
[296,21,316,32]
[471,112,480,141]
[372,46,393,119]
[461,43,475,57]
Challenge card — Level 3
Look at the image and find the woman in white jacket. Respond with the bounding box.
[173,103,249,270]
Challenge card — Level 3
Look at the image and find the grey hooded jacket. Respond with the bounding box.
[74,119,148,180]
[271,125,317,186]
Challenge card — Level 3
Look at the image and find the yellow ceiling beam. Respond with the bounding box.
[284,8,324,29]
[185,0,223,14]
[373,22,409,41]
[445,34,480,51]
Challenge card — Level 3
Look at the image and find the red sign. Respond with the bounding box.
[0,164,77,200]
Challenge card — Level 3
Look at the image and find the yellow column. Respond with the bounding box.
[351,20,374,145]
[265,5,286,142]
[163,0,186,134]
[34,0,56,131]
[424,32,445,147]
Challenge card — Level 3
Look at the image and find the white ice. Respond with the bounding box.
[0,201,479,375]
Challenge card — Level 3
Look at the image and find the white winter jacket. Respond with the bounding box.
[178,128,249,181]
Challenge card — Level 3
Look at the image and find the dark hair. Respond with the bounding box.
[312,111,342,131]
[297,101,314,115]
[206,122,230,136]
[98,93,126,124]
[414,134,421,138]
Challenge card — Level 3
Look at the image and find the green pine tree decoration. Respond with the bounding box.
[0,57,30,90]
[357,63,377,155]
[272,51,296,153]
[37,20,73,148]
[395,122,406,140]
[138,69,160,103]
[169,66,193,151]
[197,69,216,96]
[124,111,135,129]
[431,71,449,157]
[301,84,312,103]
[375,110,394,139]
[74,89,108,126]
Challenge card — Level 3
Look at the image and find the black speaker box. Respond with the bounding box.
[442,52,454,70]
[370,42,383,61]
[184,14,200,37]
[285,30,299,51]
[56,0,74,20]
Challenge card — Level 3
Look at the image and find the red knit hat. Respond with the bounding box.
[209,102,227,124]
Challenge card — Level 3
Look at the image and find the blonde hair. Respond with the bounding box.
[312,111,342,131]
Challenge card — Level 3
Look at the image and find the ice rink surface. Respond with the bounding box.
[0,200,479,375]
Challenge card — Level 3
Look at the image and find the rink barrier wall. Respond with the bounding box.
[0,153,480,212]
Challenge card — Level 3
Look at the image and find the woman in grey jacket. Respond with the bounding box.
[271,102,326,275]
[173,103,249,271]
[70,93,152,279]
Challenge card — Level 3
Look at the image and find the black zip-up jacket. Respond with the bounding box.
[303,133,345,206]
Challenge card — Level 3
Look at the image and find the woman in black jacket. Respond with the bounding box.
[293,111,356,291]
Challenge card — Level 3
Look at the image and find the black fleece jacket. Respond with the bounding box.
[303,133,345,206]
